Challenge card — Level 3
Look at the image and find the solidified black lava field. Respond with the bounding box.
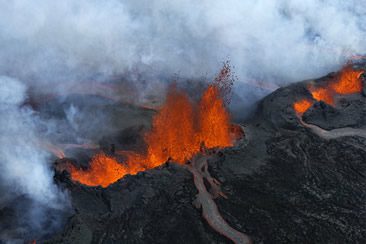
[3,64,366,243]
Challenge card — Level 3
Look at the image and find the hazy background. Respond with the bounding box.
[1,0,366,90]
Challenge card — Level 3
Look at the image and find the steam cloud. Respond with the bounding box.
[1,1,365,88]
[0,77,69,240]
[0,0,366,240]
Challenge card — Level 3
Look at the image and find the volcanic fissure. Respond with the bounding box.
[56,65,251,243]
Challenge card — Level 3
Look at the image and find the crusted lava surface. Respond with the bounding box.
[22,63,366,243]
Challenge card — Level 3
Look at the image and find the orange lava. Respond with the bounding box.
[143,85,232,167]
[294,65,364,115]
[68,153,130,188]
[144,87,199,165]
[293,99,313,115]
[331,66,364,94]
[308,86,334,105]
[68,84,234,187]
[198,85,232,148]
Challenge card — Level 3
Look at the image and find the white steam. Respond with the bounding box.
[0,76,68,239]
[0,0,365,90]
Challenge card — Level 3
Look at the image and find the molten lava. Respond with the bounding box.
[308,86,334,105]
[68,83,235,187]
[294,65,364,115]
[198,85,232,148]
[293,99,313,115]
[144,87,198,165]
[68,153,129,188]
[331,66,364,94]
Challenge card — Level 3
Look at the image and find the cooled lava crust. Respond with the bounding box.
[45,63,366,243]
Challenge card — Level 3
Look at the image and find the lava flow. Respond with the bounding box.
[293,99,313,115]
[293,65,364,115]
[67,77,235,187]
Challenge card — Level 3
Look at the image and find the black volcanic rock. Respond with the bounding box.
[42,65,366,243]
[210,123,366,243]
[260,82,312,130]
[49,164,228,243]
[303,100,339,128]
[303,95,366,130]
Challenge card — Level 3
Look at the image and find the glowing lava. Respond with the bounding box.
[331,66,364,94]
[144,86,199,166]
[293,65,364,115]
[198,85,232,149]
[293,99,313,114]
[308,86,334,105]
[143,84,233,166]
[68,153,129,188]
[68,83,234,187]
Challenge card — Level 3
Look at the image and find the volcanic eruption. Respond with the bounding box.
[62,62,239,188]
[44,59,366,244]
[3,1,366,243]
[49,64,251,243]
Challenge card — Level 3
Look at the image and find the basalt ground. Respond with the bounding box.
[2,65,366,243]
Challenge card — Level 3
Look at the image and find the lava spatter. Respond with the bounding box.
[68,78,235,187]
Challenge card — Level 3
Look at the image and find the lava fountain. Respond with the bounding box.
[67,73,235,187]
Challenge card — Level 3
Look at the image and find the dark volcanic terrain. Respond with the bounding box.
[3,64,366,243]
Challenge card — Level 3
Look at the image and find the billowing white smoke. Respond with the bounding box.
[0,0,365,90]
[0,76,68,239]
